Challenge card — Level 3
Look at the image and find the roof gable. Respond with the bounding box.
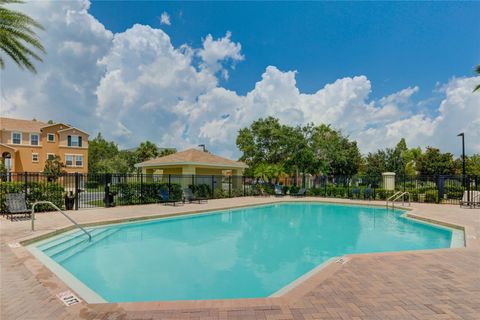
[0,117,48,132]
[136,148,248,168]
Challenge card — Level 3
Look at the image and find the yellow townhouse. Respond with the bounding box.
[0,117,89,173]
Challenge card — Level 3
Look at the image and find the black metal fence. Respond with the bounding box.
[0,172,478,213]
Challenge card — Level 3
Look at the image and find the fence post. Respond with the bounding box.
[211,175,214,199]
[243,176,246,196]
[229,175,232,198]
[140,173,144,204]
[23,172,28,203]
[168,174,171,196]
[192,174,195,189]
[466,175,471,204]
[74,172,79,210]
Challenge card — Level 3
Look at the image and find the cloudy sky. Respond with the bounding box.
[1,1,479,158]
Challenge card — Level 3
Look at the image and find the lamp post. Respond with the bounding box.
[457,133,466,177]
[198,144,206,152]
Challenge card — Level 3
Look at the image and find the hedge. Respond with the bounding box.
[112,182,183,205]
[0,181,64,213]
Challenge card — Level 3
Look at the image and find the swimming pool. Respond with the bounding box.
[29,202,462,303]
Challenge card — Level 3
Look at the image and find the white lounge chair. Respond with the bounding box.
[460,190,480,208]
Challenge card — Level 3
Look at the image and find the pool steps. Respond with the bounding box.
[40,228,120,263]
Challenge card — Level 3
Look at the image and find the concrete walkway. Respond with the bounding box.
[1,197,479,319]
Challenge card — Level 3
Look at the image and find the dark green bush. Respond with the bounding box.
[113,182,183,205]
[189,184,212,198]
[0,181,64,212]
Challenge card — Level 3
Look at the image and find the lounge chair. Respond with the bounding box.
[291,188,306,197]
[4,193,30,220]
[159,189,182,206]
[274,185,284,197]
[460,191,480,208]
[364,188,373,200]
[351,188,360,199]
[183,188,208,204]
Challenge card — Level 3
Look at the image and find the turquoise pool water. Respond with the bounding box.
[34,202,454,302]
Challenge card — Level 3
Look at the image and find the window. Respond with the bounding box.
[47,153,56,161]
[67,135,82,147]
[75,155,83,167]
[32,153,39,162]
[30,133,39,146]
[12,132,21,144]
[65,155,73,166]
[47,133,55,142]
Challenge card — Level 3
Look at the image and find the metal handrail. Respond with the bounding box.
[31,201,91,241]
[386,191,402,207]
[387,192,411,208]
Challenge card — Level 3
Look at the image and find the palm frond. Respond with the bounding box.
[0,0,45,73]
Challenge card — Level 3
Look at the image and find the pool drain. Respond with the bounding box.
[57,290,81,306]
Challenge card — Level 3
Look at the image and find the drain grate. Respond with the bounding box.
[56,290,81,306]
[8,242,21,248]
[335,257,348,265]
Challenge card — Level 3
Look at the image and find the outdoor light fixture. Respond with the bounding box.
[198,144,206,152]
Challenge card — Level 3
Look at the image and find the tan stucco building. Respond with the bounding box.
[0,117,89,173]
[135,148,248,176]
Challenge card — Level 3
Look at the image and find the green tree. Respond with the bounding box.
[461,154,480,176]
[135,141,159,163]
[364,150,388,177]
[236,117,292,174]
[0,0,45,73]
[417,147,455,175]
[43,155,65,179]
[310,124,361,176]
[402,147,422,176]
[159,148,176,157]
[88,133,119,174]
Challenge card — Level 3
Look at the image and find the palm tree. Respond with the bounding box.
[0,0,45,73]
[474,65,480,92]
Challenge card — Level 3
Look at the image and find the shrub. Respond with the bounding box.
[289,185,299,194]
[0,181,64,212]
[213,188,228,199]
[189,184,212,198]
[113,182,183,205]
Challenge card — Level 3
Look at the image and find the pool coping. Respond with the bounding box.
[7,197,475,312]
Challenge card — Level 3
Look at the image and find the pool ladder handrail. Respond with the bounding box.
[386,191,411,208]
[31,201,91,242]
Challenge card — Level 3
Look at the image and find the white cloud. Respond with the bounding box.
[1,0,479,159]
[197,31,244,79]
[160,11,171,26]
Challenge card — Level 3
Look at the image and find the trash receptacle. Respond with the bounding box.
[104,184,117,207]
[64,191,75,210]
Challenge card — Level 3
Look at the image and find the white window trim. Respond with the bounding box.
[47,153,56,161]
[32,153,39,163]
[11,131,22,145]
[75,155,84,167]
[68,135,81,147]
[65,154,74,167]
[47,133,55,142]
[65,154,84,167]
[29,133,40,146]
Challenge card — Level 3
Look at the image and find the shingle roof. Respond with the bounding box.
[136,148,248,168]
[0,117,49,132]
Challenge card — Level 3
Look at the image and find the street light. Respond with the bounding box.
[457,133,465,177]
[198,144,206,152]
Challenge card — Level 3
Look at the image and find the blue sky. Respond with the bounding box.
[90,1,479,103]
[3,1,480,156]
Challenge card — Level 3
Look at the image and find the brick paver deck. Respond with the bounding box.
[1,197,479,319]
